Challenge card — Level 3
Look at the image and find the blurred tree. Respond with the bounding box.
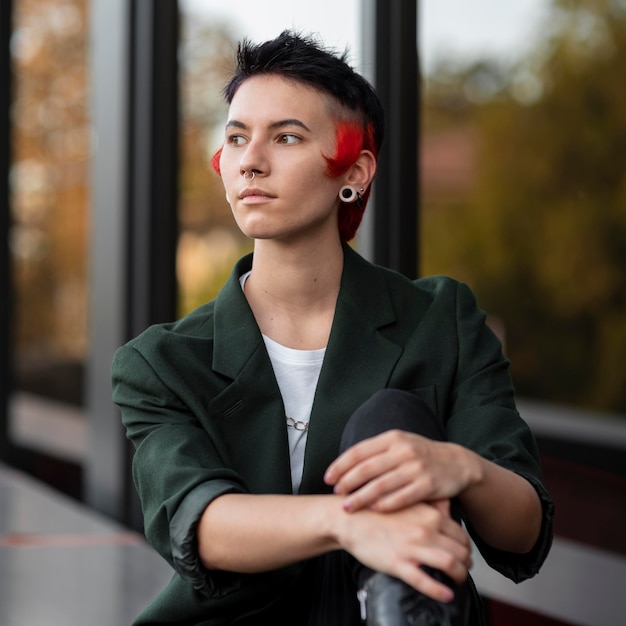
[177,18,252,315]
[9,2,246,398]
[179,20,235,232]
[11,0,90,403]
[422,0,626,413]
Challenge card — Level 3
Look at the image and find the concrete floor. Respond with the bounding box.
[0,463,171,626]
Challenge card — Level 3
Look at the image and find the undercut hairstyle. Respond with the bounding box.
[216,30,386,242]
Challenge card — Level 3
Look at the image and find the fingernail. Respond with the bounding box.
[442,588,454,603]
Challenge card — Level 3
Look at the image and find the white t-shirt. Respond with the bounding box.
[240,272,325,493]
[262,335,325,493]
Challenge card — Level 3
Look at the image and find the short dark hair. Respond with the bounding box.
[223,30,384,155]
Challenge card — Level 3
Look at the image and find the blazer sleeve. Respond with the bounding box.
[111,342,247,598]
[445,281,554,583]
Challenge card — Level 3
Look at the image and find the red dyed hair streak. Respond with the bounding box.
[324,120,377,242]
[211,147,222,175]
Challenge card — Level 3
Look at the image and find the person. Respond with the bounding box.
[112,30,553,626]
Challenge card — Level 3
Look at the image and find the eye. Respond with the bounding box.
[277,133,301,145]
[227,134,247,147]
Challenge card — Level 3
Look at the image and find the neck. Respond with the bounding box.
[244,236,344,349]
[251,237,343,302]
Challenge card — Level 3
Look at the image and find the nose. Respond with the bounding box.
[238,138,268,178]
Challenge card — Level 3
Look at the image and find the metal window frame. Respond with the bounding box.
[85,0,179,525]
[0,0,12,463]
[364,0,420,278]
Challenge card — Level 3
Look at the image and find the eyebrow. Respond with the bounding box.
[225,118,312,132]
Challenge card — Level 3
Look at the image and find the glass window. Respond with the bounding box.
[420,5,626,621]
[420,0,626,416]
[9,0,90,467]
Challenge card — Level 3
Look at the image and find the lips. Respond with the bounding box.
[239,187,276,199]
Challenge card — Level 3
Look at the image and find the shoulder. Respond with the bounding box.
[111,302,218,384]
[413,274,477,308]
[345,245,470,311]
[399,274,482,331]
[345,243,463,289]
[118,252,254,357]
[341,246,483,332]
[125,300,217,355]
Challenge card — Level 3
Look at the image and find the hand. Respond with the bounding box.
[338,499,472,602]
[325,430,478,513]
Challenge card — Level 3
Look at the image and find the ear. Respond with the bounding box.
[345,149,377,191]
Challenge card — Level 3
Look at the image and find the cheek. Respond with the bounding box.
[299,169,343,207]
[215,147,242,192]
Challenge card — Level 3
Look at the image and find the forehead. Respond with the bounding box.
[228,74,337,123]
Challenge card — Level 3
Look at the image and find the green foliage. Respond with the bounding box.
[422,0,626,412]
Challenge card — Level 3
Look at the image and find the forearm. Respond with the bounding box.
[197,493,344,572]
[198,490,471,602]
[457,446,543,554]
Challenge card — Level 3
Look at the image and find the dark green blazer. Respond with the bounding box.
[112,245,553,625]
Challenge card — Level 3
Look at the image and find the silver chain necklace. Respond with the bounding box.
[285,415,309,431]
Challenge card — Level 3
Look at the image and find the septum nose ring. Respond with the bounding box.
[242,170,255,182]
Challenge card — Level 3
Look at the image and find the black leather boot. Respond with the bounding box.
[357,571,471,626]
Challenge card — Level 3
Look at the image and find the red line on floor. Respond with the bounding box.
[0,532,144,548]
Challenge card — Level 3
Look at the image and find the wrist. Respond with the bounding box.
[320,494,353,551]
[453,443,484,494]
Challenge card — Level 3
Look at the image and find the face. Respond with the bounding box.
[219,75,344,244]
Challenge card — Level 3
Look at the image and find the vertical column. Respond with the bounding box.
[0,0,12,461]
[86,0,179,526]
[362,0,420,278]
[124,0,179,529]
[85,0,132,519]
[128,0,179,336]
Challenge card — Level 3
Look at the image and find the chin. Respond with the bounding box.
[237,219,292,241]
[237,224,276,240]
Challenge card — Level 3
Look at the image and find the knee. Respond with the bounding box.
[341,388,443,451]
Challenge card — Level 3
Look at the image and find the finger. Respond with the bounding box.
[326,429,415,485]
[330,448,408,496]
[342,470,413,512]
[415,507,472,569]
[324,436,388,485]
[439,515,471,548]
[430,499,451,517]
[434,532,473,573]
[333,455,389,496]
[369,481,429,512]
[412,544,470,586]
[335,449,410,498]
[352,466,445,512]
[396,561,456,603]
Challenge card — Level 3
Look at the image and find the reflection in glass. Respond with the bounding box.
[9,0,90,459]
[421,1,626,414]
[177,17,248,316]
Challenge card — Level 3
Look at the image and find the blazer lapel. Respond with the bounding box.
[299,246,405,494]
[209,255,292,494]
